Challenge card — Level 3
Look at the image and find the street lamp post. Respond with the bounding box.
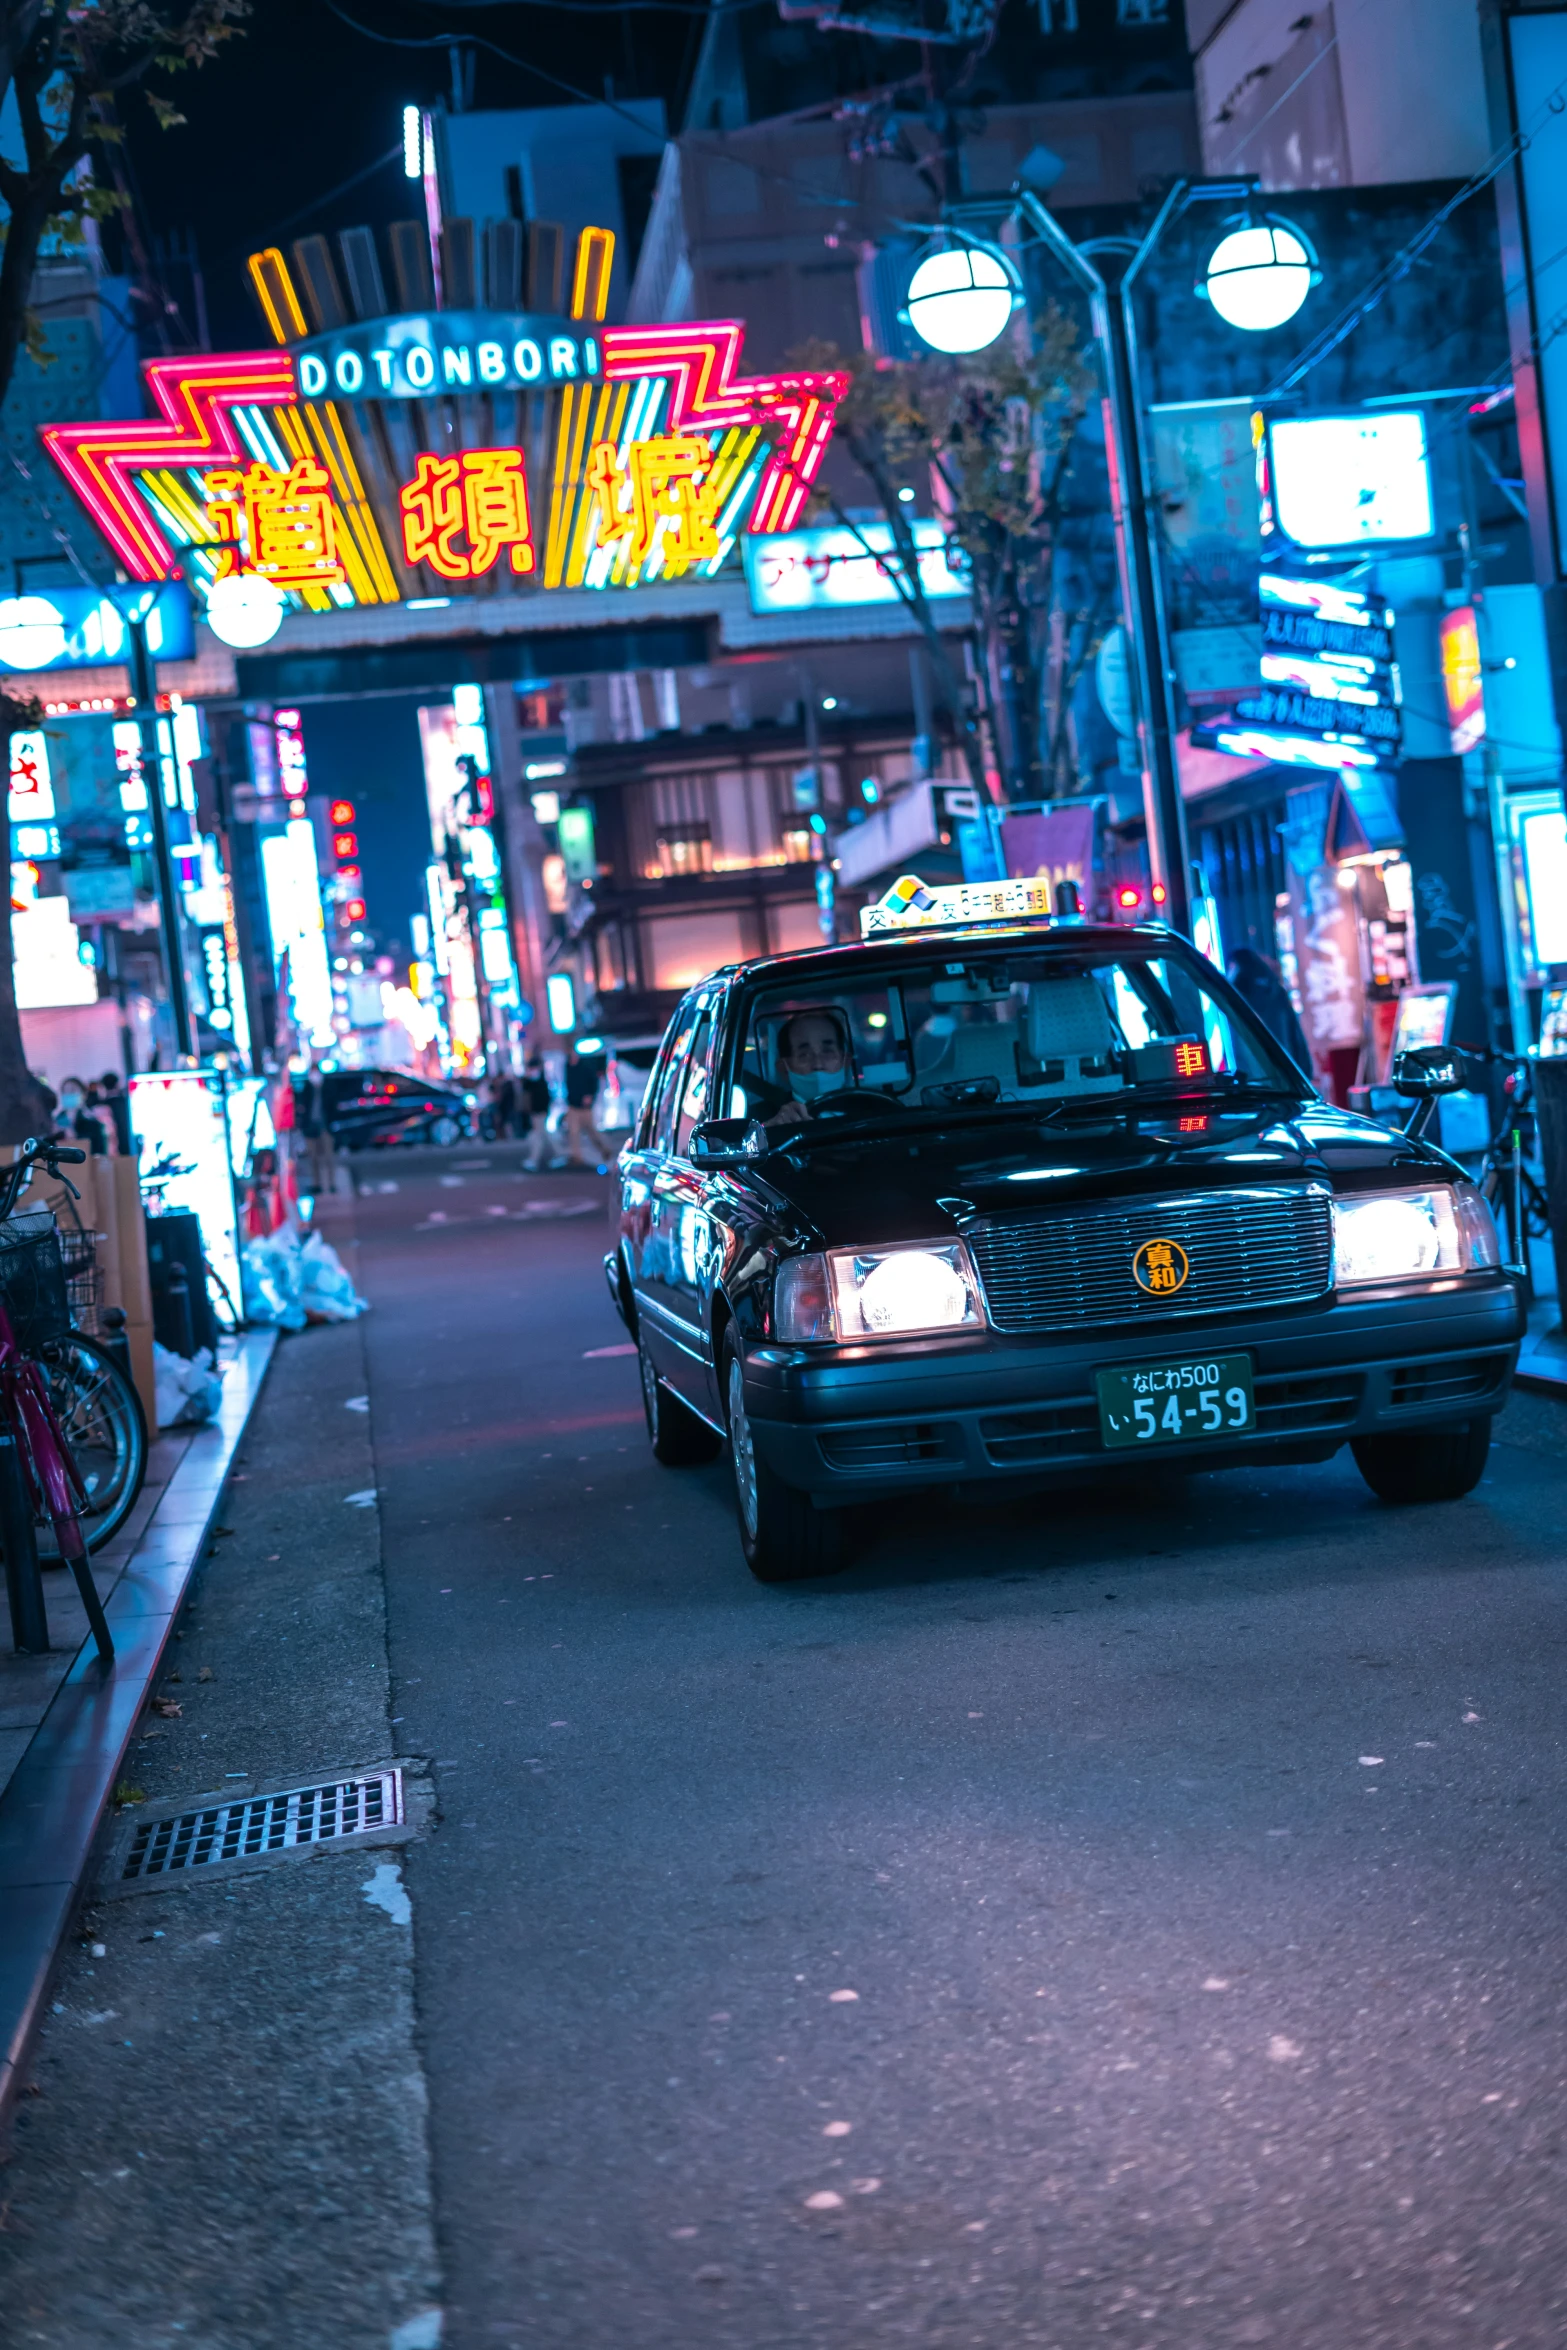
[1010,181,1255,941]
[917,183,1259,936]
[125,612,195,1062]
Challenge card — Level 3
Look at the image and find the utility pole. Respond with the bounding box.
[126,613,195,1062]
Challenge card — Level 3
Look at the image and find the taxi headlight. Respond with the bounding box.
[774,1240,985,1342]
[1333,1183,1500,1287]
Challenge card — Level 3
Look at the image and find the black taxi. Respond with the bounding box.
[606,874,1524,1582]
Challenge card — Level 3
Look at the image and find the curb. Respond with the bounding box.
[0,1328,278,2128]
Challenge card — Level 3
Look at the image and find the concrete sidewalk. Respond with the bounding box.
[0,1330,276,2122]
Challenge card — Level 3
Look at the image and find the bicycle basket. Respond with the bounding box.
[0,1211,71,1356]
[56,1224,104,1333]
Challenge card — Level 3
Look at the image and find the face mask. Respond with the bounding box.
[61,1090,82,1112]
[787,1065,846,1103]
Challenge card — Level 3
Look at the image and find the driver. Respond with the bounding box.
[767,1008,851,1126]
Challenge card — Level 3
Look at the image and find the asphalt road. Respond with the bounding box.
[7,1156,1567,2350]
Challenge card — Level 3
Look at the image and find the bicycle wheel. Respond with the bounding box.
[34,1334,149,1558]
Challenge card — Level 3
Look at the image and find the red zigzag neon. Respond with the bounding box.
[600,323,849,534]
[40,350,297,583]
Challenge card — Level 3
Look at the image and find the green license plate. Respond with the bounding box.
[1095,1354,1256,1450]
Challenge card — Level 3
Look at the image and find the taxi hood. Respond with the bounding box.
[752,1097,1453,1249]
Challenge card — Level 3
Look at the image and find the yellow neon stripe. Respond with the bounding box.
[272,406,312,462]
[569,227,615,323]
[566,382,626,587]
[144,469,219,543]
[544,384,578,588]
[706,424,758,515]
[246,249,308,343]
[305,402,399,603]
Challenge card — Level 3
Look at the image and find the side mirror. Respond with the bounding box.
[1392,1047,1466,1098]
[688,1116,769,1166]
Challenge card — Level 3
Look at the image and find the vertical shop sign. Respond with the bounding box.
[1439,606,1486,754]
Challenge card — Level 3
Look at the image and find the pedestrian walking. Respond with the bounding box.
[95,1071,133,1155]
[519,1054,553,1170]
[57,1075,108,1156]
[297,1062,338,1196]
[563,1049,605,1169]
[490,1069,519,1140]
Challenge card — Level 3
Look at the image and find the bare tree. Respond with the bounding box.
[794,317,1091,800]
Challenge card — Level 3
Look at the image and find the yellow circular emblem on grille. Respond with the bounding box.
[1132,1236,1189,1296]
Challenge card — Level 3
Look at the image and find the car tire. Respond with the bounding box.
[429,1115,461,1147]
[640,1338,721,1466]
[722,1331,846,1582]
[1351,1416,1492,1504]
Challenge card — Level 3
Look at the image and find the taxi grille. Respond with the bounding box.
[964,1185,1333,1335]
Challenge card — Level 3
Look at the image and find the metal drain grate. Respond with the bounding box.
[121,1769,404,1881]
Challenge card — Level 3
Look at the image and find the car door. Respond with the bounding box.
[659,998,724,1417]
[622,998,701,1376]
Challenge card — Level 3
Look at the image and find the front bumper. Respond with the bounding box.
[743,1274,1526,1501]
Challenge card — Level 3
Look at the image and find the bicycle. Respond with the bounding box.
[1396,1044,1551,1275]
[0,1137,123,1662]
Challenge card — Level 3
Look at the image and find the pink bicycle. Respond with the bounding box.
[1,1138,114,1664]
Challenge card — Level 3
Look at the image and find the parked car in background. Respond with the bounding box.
[591,1035,665,1144]
[304,1069,475,1151]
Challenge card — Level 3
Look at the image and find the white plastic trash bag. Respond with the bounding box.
[154,1341,224,1429]
[298,1231,369,1322]
[240,1233,307,1331]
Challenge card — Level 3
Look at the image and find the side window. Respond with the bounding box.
[636,1013,687,1149]
[650,1002,702,1153]
[673,1010,716,1157]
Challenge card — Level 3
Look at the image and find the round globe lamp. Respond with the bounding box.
[1199,221,1319,332]
[905,240,1021,355]
[204,572,287,649]
[0,595,68,671]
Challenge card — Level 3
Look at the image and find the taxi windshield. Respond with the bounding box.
[733,942,1302,1132]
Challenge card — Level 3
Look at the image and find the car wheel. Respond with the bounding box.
[722,1331,845,1582]
[1351,1416,1492,1504]
[429,1114,460,1147]
[639,1338,721,1466]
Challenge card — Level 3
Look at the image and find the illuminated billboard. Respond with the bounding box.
[743,519,968,613]
[0,584,193,673]
[260,820,335,1048]
[1268,412,1434,548]
[1439,606,1485,754]
[1194,574,1401,769]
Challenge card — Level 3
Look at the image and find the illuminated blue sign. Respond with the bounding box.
[293,312,601,401]
[743,519,968,614]
[0,583,194,673]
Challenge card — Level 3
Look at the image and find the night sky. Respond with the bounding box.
[120,0,710,351]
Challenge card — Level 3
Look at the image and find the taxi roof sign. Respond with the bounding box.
[860,871,1056,938]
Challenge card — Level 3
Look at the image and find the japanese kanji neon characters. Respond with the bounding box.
[400,448,536,581]
[204,457,345,588]
[586,434,720,577]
